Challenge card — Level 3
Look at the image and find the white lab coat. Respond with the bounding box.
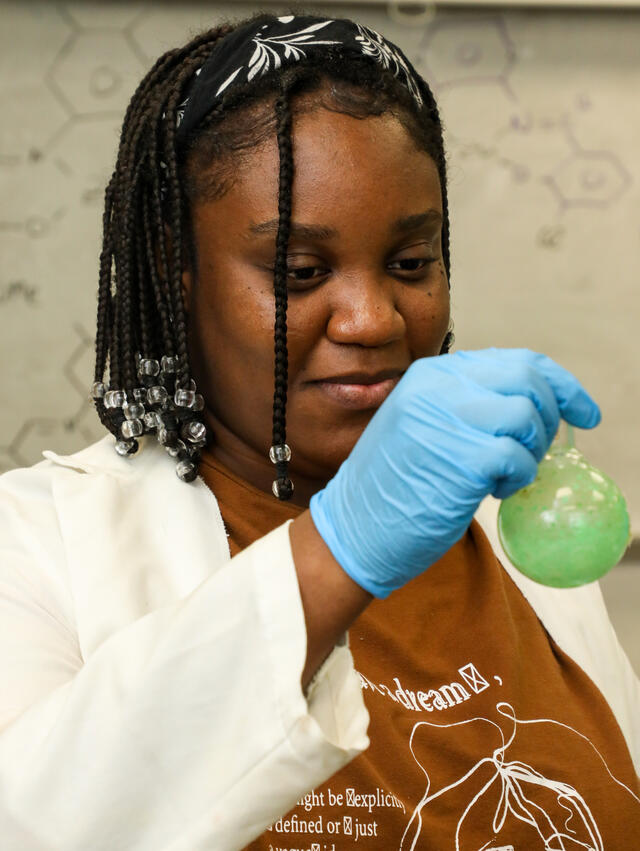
[0,435,637,850]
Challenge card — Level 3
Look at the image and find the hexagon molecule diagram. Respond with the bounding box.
[419,17,516,94]
[48,30,143,117]
[545,149,631,210]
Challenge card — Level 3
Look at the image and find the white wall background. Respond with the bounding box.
[0,1,638,539]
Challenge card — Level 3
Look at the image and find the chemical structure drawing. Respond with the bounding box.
[47,114,122,205]
[417,16,517,100]
[536,224,566,250]
[544,147,631,211]
[0,206,67,242]
[0,85,68,163]
[414,13,633,219]
[47,29,145,118]
[497,110,632,214]
[0,281,39,306]
[0,323,101,472]
[61,2,144,32]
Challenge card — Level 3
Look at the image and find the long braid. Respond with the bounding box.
[162,61,202,392]
[118,158,144,397]
[93,174,116,430]
[119,86,177,375]
[134,180,154,361]
[95,176,114,380]
[111,94,142,396]
[271,84,295,499]
[146,111,174,355]
[141,194,172,354]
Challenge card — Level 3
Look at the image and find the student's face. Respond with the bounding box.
[183,103,450,504]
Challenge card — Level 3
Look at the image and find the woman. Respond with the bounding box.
[0,12,638,850]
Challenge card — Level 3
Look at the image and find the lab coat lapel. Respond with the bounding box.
[44,437,230,659]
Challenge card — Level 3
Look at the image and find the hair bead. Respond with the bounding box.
[269,444,291,464]
[115,438,139,456]
[176,458,198,482]
[123,402,145,420]
[121,418,144,439]
[272,477,294,499]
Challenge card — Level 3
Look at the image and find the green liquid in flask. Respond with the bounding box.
[497,423,630,587]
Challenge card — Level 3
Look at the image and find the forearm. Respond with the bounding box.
[290,509,373,689]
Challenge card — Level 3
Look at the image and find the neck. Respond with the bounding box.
[202,414,329,508]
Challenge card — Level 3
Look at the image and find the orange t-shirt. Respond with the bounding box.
[199,451,640,850]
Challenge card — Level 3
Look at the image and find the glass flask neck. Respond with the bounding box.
[550,420,576,455]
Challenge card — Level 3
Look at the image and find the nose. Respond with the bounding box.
[325,273,405,348]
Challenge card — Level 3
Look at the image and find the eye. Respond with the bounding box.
[389,257,434,272]
[269,255,330,290]
[287,265,327,283]
[387,242,439,280]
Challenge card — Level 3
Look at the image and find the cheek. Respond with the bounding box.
[402,276,451,356]
[193,265,275,363]
[282,296,328,376]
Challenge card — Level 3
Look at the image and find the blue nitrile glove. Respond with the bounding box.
[309,348,601,598]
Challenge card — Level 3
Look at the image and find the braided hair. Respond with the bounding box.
[92,14,452,495]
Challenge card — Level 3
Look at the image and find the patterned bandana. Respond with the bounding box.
[174,14,424,146]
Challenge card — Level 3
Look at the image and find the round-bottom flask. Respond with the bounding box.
[497,423,630,587]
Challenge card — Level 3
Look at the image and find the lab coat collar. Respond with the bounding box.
[43,434,163,478]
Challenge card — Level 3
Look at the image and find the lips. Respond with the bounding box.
[312,369,404,410]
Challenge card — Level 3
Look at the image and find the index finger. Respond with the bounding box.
[528,352,601,429]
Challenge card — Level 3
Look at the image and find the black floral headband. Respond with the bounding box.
[174,14,424,145]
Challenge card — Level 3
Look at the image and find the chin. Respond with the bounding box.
[293,424,368,480]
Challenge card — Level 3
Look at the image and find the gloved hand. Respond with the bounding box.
[309,348,601,598]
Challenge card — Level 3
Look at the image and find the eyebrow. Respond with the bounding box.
[248,220,337,240]
[247,208,442,241]
[394,209,442,233]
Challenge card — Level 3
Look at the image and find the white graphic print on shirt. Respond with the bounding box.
[401,702,640,851]
[265,661,640,851]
